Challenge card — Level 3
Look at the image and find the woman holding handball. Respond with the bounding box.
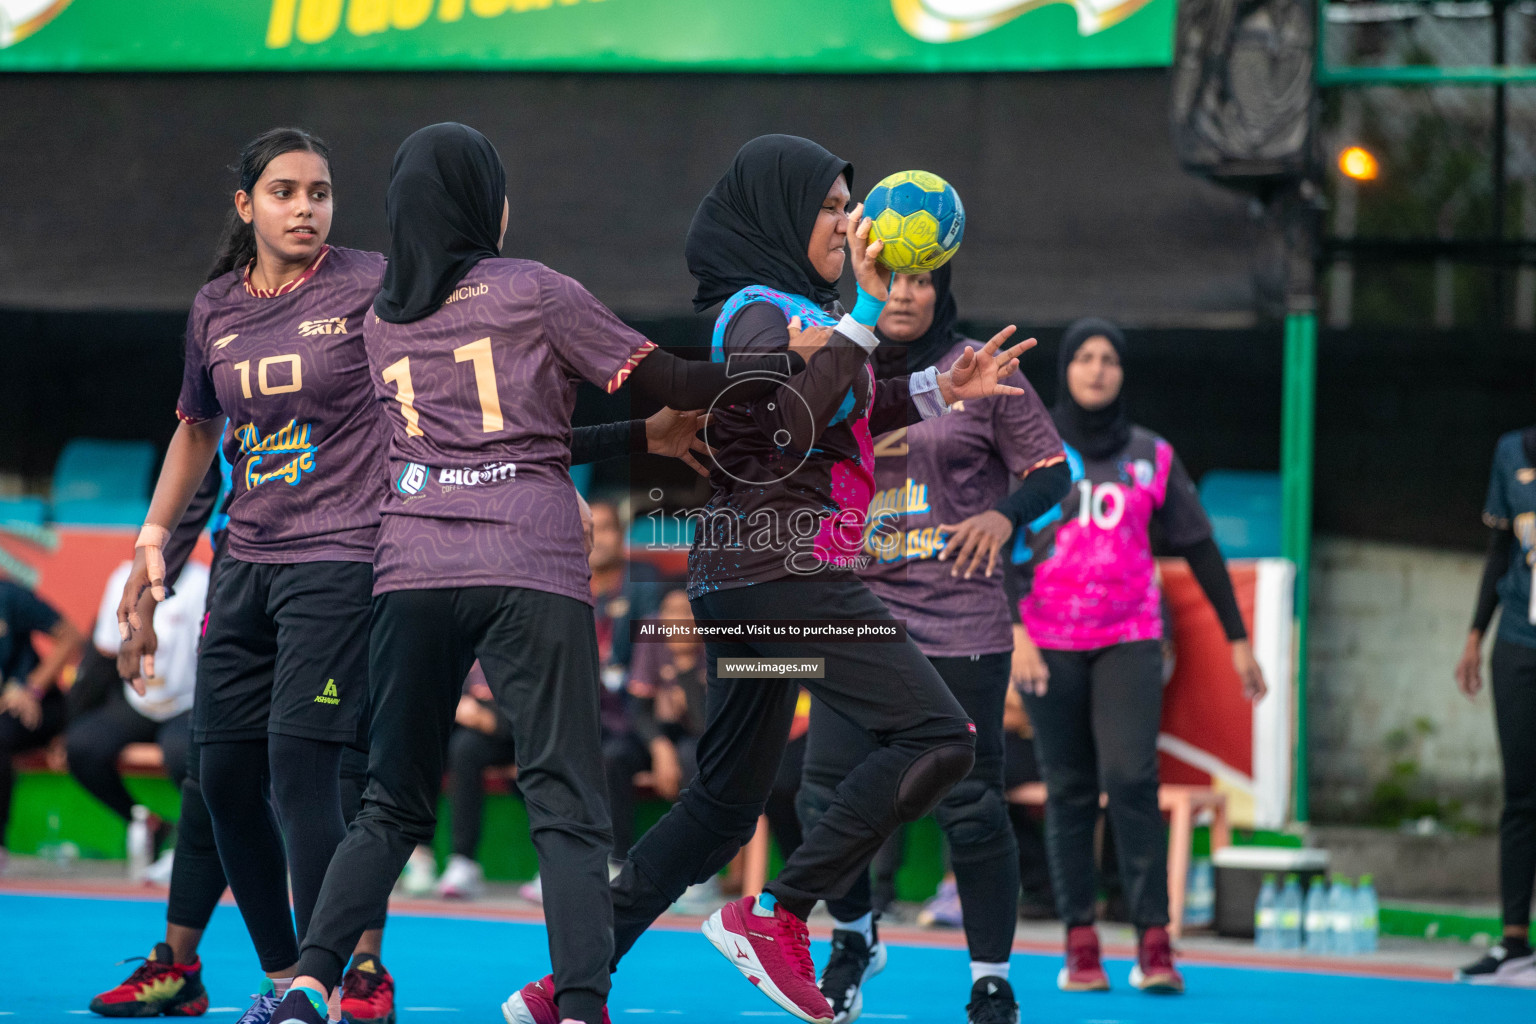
[799,262,1070,1024]
[504,134,1036,1024]
[264,123,803,1024]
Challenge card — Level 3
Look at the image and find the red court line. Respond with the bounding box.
[0,878,1454,983]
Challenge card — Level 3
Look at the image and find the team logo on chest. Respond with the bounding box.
[298,317,348,337]
[235,419,319,488]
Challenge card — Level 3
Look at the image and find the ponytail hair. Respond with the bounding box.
[207,127,331,282]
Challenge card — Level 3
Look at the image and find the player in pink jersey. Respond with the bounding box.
[1013,318,1267,995]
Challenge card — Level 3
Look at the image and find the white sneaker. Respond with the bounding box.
[143,849,175,886]
[399,846,438,897]
[436,854,485,899]
[518,873,544,905]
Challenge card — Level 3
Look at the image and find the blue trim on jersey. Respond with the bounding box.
[710,286,837,363]
[1012,443,1083,565]
[208,450,234,539]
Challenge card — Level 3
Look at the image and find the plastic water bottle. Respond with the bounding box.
[1254,874,1279,950]
[127,805,152,882]
[1277,874,1303,950]
[1354,874,1379,954]
[1304,877,1330,953]
[1184,858,1215,928]
[1329,876,1356,955]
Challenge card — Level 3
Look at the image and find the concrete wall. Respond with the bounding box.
[1307,536,1504,827]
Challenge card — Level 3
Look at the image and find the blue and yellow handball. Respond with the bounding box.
[863,170,965,274]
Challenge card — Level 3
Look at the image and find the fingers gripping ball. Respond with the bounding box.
[864,170,965,274]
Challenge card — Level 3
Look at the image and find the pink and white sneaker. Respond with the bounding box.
[702,894,833,1023]
[500,975,610,1024]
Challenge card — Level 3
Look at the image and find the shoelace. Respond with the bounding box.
[236,991,278,1024]
[780,910,817,983]
[1067,942,1099,975]
[965,989,1016,1024]
[116,957,176,989]
[819,941,868,1008]
[1141,935,1175,974]
[343,966,383,1000]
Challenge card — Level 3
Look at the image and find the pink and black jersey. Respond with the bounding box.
[687,297,928,599]
[176,245,387,564]
[859,339,1062,658]
[1019,426,1213,651]
[368,258,653,603]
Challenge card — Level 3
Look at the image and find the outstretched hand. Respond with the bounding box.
[645,408,715,477]
[937,327,1036,405]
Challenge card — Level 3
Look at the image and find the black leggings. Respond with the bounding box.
[1023,640,1167,930]
[164,742,380,938]
[800,652,1017,963]
[201,736,346,972]
[1492,637,1536,930]
[298,587,613,1024]
[65,687,191,822]
[446,725,518,860]
[610,576,975,963]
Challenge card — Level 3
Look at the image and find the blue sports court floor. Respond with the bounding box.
[2,890,1530,1023]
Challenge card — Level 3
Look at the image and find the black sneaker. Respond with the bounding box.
[966,977,1019,1024]
[1457,939,1536,986]
[818,927,888,1023]
[268,990,325,1024]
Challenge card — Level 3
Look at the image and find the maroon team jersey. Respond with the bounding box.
[367,258,653,603]
[176,246,387,564]
[859,340,1063,657]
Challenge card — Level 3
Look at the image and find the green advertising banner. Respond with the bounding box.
[0,0,1174,72]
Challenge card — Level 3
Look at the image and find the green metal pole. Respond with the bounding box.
[1281,310,1317,824]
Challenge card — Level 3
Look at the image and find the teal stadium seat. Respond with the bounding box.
[50,439,156,526]
[0,495,48,527]
[1197,470,1282,560]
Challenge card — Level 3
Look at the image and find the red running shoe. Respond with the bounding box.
[340,956,395,1024]
[1057,926,1111,992]
[89,941,209,1017]
[1129,926,1185,994]
[702,894,832,1023]
[500,976,610,1024]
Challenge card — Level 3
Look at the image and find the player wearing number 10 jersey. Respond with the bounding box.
[118,128,393,1023]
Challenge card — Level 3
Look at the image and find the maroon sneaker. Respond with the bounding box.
[1129,926,1185,994]
[500,975,610,1024]
[1057,925,1111,992]
[702,895,832,1023]
[339,956,395,1024]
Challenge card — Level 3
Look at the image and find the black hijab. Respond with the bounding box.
[873,263,961,377]
[374,123,507,325]
[685,134,853,313]
[1052,317,1131,461]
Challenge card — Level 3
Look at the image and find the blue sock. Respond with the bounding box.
[753,892,778,917]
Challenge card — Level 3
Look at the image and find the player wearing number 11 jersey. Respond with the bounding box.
[272,124,795,1024]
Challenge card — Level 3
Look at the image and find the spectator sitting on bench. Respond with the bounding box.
[1,579,85,871]
[606,589,705,863]
[66,559,209,877]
